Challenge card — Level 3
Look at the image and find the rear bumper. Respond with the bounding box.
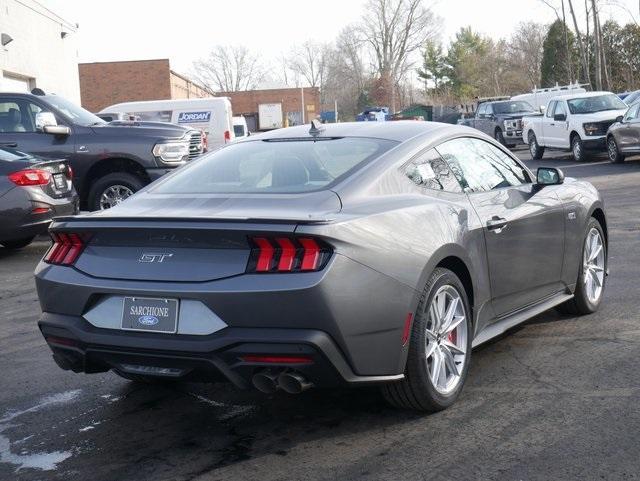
[39,312,404,388]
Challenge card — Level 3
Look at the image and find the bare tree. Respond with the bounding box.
[592,0,603,89]
[192,45,266,93]
[288,41,329,88]
[567,0,590,82]
[360,0,439,110]
[508,22,546,88]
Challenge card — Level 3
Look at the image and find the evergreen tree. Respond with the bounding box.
[541,20,579,87]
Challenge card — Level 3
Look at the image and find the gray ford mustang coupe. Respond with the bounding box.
[35,121,607,411]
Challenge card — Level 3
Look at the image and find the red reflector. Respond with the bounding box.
[240,355,313,365]
[32,207,51,214]
[275,238,296,271]
[8,168,51,186]
[299,238,321,271]
[254,237,275,272]
[402,313,413,346]
[45,336,79,347]
[66,165,74,179]
[224,130,231,142]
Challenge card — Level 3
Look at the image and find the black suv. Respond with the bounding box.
[0,91,203,210]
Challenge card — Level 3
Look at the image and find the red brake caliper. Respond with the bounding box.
[447,327,457,344]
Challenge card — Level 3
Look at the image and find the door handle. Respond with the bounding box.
[549,123,555,126]
[0,142,17,148]
[487,217,508,232]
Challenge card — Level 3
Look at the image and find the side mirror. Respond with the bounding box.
[43,124,70,136]
[537,167,564,186]
[35,111,58,131]
[540,106,546,114]
[616,115,624,123]
[553,113,567,122]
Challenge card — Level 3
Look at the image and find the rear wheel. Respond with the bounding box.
[1,237,35,249]
[88,172,145,211]
[381,268,472,412]
[607,136,625,163]
[558,218,606,315]
[528,133,545,160]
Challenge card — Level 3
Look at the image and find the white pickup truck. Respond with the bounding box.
[522,91,628,161]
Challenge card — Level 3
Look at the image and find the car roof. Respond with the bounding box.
[250,120,453,142]
[551,91,616,102]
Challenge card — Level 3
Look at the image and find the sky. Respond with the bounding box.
[41,0,639,78]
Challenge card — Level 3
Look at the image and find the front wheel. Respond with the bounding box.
[558,218,606,315]
[381,268,472,412]
[607,136,625,163]
[88,172,145,211]
[571,135,589,162]
[528,133,545,160]
[495,128,506,146]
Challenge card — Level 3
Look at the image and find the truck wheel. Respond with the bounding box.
[528,133,545,160]
[88,172,145,211]
[494,128,506,146]
[571,135,589,162]
[607,136,625,163]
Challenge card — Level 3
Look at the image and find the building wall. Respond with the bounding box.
[0,0,80,101]
[79,59,172,112]
[221,87,320,126]
[170,71,209,100]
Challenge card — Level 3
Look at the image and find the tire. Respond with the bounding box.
[495,128,506,146]
[571,135,589,162]
[113,369,180,385]
[1,237,35,249]
[88,172,145,211]
[607,136,625,163]
[381,268,472,412]
[528,133,545,160]
[558,217,607,315]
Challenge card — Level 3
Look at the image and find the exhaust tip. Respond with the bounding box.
[252,370,279,394]
[277,372,313,394]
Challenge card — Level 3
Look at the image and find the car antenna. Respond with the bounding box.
[309,119,325,137]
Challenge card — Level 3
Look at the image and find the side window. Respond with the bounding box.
[436,138,531,193]
[546,101,556,118]
[554,101,567,117]
[404,149,462,193]
[624,104,639,122]
[485,104,493,116]
[0,99,38,133]
[477,104,487,117]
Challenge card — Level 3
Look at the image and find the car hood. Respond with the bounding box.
[90,123,191,139]
[497,113,537,120]
[572,109,628,122]
[77,190,343,224]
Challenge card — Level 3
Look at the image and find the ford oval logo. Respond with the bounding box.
[138,315,159,326]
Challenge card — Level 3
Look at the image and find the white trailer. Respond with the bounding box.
[258,103,283,130]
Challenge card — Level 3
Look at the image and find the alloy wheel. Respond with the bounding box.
[583,227,605,304]
[425,285,468,395]
[99,185,134,210]
[573,139,582,160]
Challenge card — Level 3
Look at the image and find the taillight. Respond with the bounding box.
[43,232,91,266]
[224,130,231,143]
[247,236,331,273]
[8,169,51,186]
[66,165,73,179]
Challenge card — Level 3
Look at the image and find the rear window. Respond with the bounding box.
[152,137,397,194]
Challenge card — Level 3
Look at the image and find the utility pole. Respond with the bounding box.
[300,87,305,124]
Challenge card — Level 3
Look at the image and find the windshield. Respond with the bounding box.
[152,137,397,194]
[493,101,536,114]
[625,90,640,106]
[567,94,627,114]
[46,96,106,126]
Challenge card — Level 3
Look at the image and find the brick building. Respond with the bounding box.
[78,59,208,112]
[219,87,320,131]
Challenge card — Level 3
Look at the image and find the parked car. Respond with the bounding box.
[522,91,628,162]
[35,121,607,412]
[512,83,587,112]
[99,97,234,150]
[622,89,640,106]
[0,146,78,249]
[0,91,204,210]
[458,100,538,147]
[606,102,640,163]
[232,116,249,139]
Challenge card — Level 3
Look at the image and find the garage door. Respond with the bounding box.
[1,74,31,93]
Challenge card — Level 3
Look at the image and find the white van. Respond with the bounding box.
[511,83,587,113]
[99,97,234,150]
[232,116,249,139]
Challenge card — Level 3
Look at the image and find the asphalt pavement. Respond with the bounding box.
[1,149,639,481]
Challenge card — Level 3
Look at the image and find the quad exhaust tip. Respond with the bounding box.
[251,369,313,394]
